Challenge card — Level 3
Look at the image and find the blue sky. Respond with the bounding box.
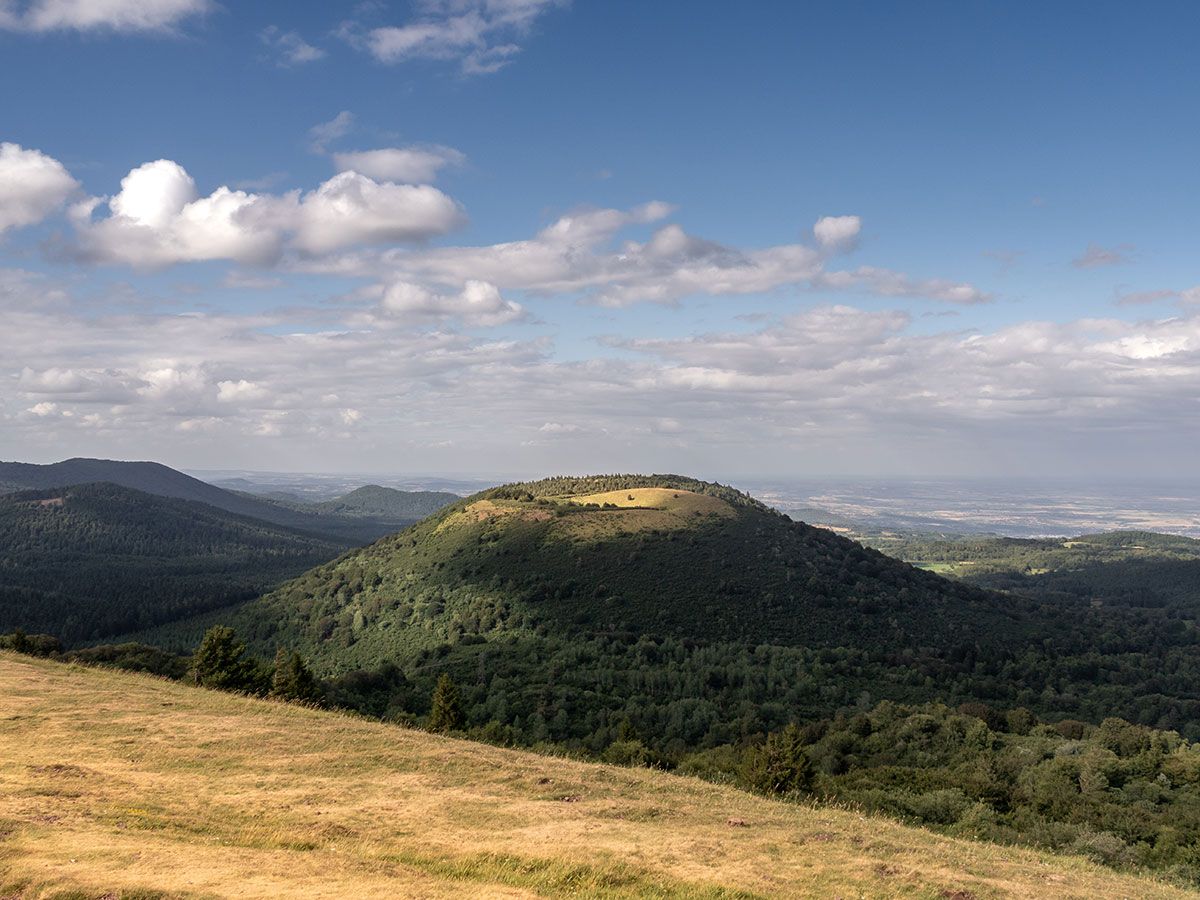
[1,1,1197,478]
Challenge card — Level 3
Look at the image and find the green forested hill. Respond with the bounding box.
[199,475,1017,664]
[0,458,428,543]
[0,483,345,642]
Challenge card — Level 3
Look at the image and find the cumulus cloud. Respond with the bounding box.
[260,26,325,66]
[291,171,464,254]
[68,160,464,266]
[71,160,284,266]
[379,278,525,326]
[332,145,465,183]
[813,215,861,252]
[343,0,563,74]
[0,143,79,234]
[1073,243,1134,268]
[0,0,211,32]
[323,202,989,307]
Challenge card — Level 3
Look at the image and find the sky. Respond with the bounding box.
[0,0,1198,479]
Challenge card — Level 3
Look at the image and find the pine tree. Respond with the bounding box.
[188,625,261,693]
[270,648,319,702]
[9,627,28,654]
[428,673,464,733]
[741,723,812,796]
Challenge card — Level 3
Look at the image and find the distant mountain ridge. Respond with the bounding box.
[0,482,346,642]
[0,458,452,543]
[310,484,459,519]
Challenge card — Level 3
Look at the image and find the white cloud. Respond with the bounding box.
[346,0,563,74]
[0,143,78,234]
[813,215,861,252]
[308,111,355,154]
[0,0,211,32]
[380,278,524,326]
[72,160,284,266]
[260,26,325,66]
[818,266,992,304]
[69,160,465,266]
[332,145,465,183]
[329,203,989,307]
[291,171,464,254]
[216,379,270,404]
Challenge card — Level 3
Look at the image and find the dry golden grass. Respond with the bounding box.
[1,652,1193,900]
[435,498,555,533]
[553,488,735,541]
[565,488,734,518]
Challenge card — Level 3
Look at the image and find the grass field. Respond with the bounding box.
[1,653,1194,899]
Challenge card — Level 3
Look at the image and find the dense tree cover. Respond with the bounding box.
[681,702,1200,885]
[309,485,459,520]
[0,629,188,678]
[0,483,346,642]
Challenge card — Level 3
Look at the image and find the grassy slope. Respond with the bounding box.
[2,654,1194,900]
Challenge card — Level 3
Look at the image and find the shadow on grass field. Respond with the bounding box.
[1,651,1194,899]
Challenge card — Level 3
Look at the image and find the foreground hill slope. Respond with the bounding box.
[2,653,1191,900]
[0,483,345,642]
[0,458,432,543]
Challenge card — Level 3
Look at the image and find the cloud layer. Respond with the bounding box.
[0,0,211,32]
[4,269,1199,474]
